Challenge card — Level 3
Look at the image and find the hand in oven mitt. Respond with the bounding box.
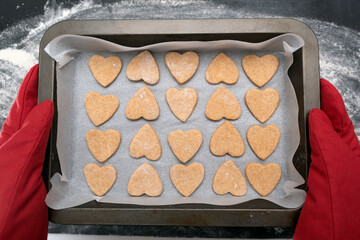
[294,78,360,239]
[0,65,53,240]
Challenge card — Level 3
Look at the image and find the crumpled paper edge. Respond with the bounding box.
[44,33,306,210]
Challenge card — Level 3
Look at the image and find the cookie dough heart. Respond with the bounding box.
[213,160,247,196]
[126,50,160,85]
[168,129,203,163]
[88,55,122,87]
[205,86,241,121]
[242,54,279,87]
[245,88,280,123]
[166,87,198,122]
[165,51,199,84]
[126,86,159,120]
[129,123,161,161]
[84,163,117,197]
[210,121,245,157]
[206,53,239,84]
[170,163,205,197]
[84,92,119,126]
[247,124,280,160]
[245,162,281,196]
[86,129,121,163]
[127,163,163,197]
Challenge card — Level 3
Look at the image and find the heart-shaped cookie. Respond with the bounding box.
[165,51,199,84]
[245,162,281,196]
[245,88,280,123]
[247,124,280,160]
[126,86,159,120]
[206,53,239,84]
[88,55,122,87]
[166,87,198,122]
[213,160,247,196]
[129,123,161,161]
[210,121,245,157]
[126,50,160,85]
[84,92,119,126]
[170,163,205,197]
[168,129,203,163]
[205,86,241,121]
[84,163,117,197]
[242,54,279,87]
[127,163,163,197]
[86,129,121,163]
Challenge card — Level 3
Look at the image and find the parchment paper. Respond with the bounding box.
[44,34,306,210]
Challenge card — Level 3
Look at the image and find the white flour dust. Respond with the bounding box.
[0,0,359,139]
[0,48,37,70]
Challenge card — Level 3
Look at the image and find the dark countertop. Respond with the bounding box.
[1,0,359,32]
[0,0,359,238]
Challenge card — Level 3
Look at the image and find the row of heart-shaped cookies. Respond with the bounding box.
[84,160,281,197]
[84,85,280,127]
[88,51,279,87]
[85,122,280,164]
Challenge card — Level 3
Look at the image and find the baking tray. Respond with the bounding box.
[38,19,319,226]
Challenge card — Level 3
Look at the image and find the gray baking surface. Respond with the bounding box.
[45,34,306,209]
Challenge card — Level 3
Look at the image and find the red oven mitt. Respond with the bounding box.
[294,79,360,239]
[0,65,53,240]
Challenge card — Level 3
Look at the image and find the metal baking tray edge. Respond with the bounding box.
[38,19,319,227]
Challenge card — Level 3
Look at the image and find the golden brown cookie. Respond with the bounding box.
[84,92,119,126]
[247,124,280,160]
[210,121,245,157]
[242,54,279,87]
[127,163,163,197]
[88,55,122,87]
[245,88,280,123]
[126,50,160,85]
[165,87,198,122]
[126,86,159,120]
[213,160,247,196]
[245,162,281,196]
[205,86,241,121]
[85,129,121,163]
[205,53,239,84]
[129,123,161,161]
[170,163,205,197]
[165,51,199,84]
[168,129,203,163]
[84,163,117,197]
